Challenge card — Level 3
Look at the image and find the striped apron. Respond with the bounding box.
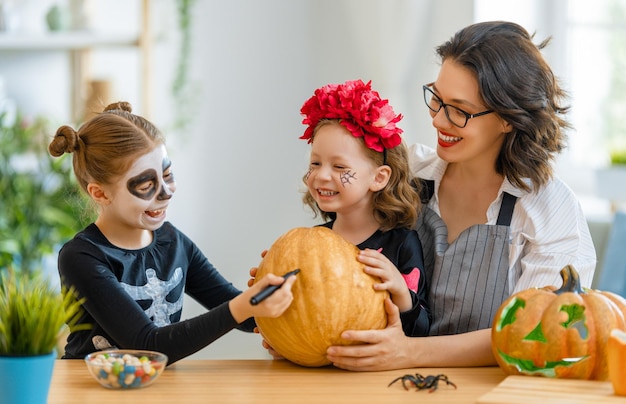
[415,180,518,336]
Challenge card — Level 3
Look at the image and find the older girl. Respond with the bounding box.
[49,102,295,364]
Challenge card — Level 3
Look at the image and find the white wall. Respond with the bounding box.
[2,0,472,359]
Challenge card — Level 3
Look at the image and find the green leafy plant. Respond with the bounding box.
[0,111,92,276]
[0,270,86,356]
[610,149,626,166]
[171,0,199,135]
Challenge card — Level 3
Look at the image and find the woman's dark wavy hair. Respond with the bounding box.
[437,21,570,192]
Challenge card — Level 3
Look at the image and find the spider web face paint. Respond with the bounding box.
[340,170,357,187]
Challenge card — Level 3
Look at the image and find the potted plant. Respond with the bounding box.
[0,269,85,403]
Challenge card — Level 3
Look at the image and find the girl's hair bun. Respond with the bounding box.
[104,101,132,113]
[48,125,79,157]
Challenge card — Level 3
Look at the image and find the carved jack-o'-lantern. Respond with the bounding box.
[492,265,626,380]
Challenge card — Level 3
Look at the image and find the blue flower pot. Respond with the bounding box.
[0,352,56,404]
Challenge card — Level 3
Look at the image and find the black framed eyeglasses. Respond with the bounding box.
[422,83,494,128]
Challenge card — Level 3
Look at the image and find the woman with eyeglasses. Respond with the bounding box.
[325,20,596,370]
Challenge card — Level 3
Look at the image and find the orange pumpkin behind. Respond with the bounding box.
[254,227,388,367]
[608,328,626,395]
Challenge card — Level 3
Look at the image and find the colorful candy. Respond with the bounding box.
[86,352,164,389]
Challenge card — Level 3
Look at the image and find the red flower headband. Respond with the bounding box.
[299,79,403,152]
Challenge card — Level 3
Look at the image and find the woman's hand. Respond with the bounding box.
[326,298,411,371]
[327,298,497,370]
[358,249,412,312]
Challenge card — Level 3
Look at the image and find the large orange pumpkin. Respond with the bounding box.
[492,265,626,380]
[253,227,388,367]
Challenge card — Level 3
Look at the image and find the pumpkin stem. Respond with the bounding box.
[554,265,583,295]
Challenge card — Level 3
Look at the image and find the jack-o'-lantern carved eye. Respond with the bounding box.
[556,304,588,339]
[520,303,588,343]
[492,265,626,381]
[494,297,525,331]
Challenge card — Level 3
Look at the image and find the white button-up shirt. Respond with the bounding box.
[409,143,597,291]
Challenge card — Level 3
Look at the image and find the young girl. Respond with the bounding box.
[299,79,430,336]
[48,101,295,364]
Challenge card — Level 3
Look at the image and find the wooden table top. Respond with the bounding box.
[48,359,507,403]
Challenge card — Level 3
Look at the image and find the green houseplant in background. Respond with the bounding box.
[0,110,91,277]
[170,0,199,137]
[610,149,626,166]
[0,269,86,403]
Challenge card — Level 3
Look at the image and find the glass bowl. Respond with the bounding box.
[84,349,168,389]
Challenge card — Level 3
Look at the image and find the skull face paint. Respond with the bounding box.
[103,145,176,233]
[126,159,175,201]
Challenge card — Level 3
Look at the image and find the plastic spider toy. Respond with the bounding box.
[387,373,457,393]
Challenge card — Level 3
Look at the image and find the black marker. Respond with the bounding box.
[250,269,300,305]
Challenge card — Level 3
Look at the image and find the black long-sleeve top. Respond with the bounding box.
[58,222,255,364]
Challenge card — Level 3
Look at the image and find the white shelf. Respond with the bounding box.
[0,0,151,122]
[0,32,140,50]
